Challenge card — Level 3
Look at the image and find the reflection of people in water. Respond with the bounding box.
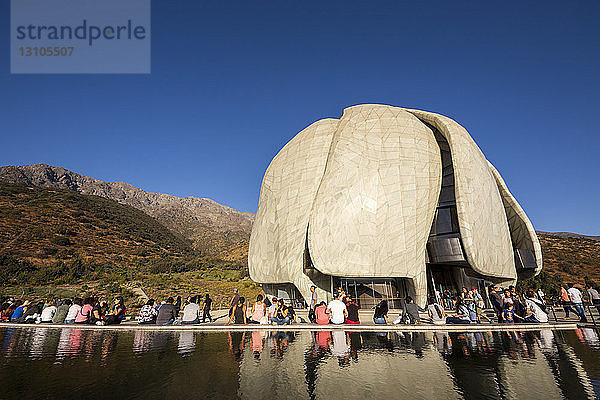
[433,331,452,355]
[29,328,49,360]
[315,330,331,351]
[68,329,86,356]
[270,331,292,359]
[177,331,196,356]
[101,332,118,360]
[227,331,246,360]
[132,330,153,355]
[331,331,350,366]
[348,332,362,361]
[251,330,264,359]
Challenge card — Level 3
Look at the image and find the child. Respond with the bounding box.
[502,303,525,323]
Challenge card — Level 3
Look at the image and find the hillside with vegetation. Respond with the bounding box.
[0,178,597,308]
[0,183,259,308]
[523,233,600,295]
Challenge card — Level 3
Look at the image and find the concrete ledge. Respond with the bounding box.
[0,321,578,333]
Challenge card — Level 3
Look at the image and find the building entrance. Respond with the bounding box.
[334,278,406,309]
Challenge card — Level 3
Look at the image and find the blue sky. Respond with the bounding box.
[1,1,599,235]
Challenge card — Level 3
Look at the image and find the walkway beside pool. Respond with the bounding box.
[0,307,580,333]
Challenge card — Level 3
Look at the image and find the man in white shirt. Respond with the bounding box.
[567,284,588,323]
[326,294,347,325]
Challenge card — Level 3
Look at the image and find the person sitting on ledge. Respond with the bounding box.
[315,301,329,325]
[11,300,28,322]
[1,301,19,322]
[446,297,471,324]
[229,296,248,325]
[39,300,57,323]
[523,290,549,323]
[327,293,347,325]
[286,302,297,324]
[22,301,43,324]
[53,299,71,324]
[373,300,389,325]
[345,296,360,324]
[103,296,126,325]
[182,295,201,325]
[269,299,290,325]
[427,297,446,325]
[156,297,178,325]
[394,296,420,324]
[138,299,158,324]
[65,298,82,324]
[91,298,108,326]
[75,297,95,324]
[250,294,267,324]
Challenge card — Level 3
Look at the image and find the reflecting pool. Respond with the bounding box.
[0,327,599,399]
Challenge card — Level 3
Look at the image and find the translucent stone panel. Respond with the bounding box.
[308,105,441,291]
[488,161,543,274]
[405,108,517,280]
[248,119,338,301]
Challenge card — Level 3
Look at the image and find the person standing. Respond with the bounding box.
[489,287,503,323]
[326,293,347,325]
[229,289,240,318]
[587,285,600,312]
[568,283,588,323]
[309,286,318,323]
[472,287,487,323]
[536,288,546,304]
[202,294,213,323]
[560,285,573,319]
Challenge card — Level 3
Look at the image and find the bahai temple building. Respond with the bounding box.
[248,104,542,307]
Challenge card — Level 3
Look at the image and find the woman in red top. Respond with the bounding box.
[315,301,329,324]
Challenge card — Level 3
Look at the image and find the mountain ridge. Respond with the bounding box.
[0,164,254,261]
[536,231,600,242]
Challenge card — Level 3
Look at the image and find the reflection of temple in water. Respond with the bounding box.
[0,327,598,399]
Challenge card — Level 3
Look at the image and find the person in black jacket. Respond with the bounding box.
[489,286,503,322]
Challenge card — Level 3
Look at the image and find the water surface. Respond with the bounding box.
[0,327,598,399]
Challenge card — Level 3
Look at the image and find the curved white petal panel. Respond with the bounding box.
[248,118,338,299]
[404,108,517,280]
[488,162,542,274]
[308,105,441,286]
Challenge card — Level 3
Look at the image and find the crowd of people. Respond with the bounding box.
[0,282,595,327]
[0,296,126,325]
